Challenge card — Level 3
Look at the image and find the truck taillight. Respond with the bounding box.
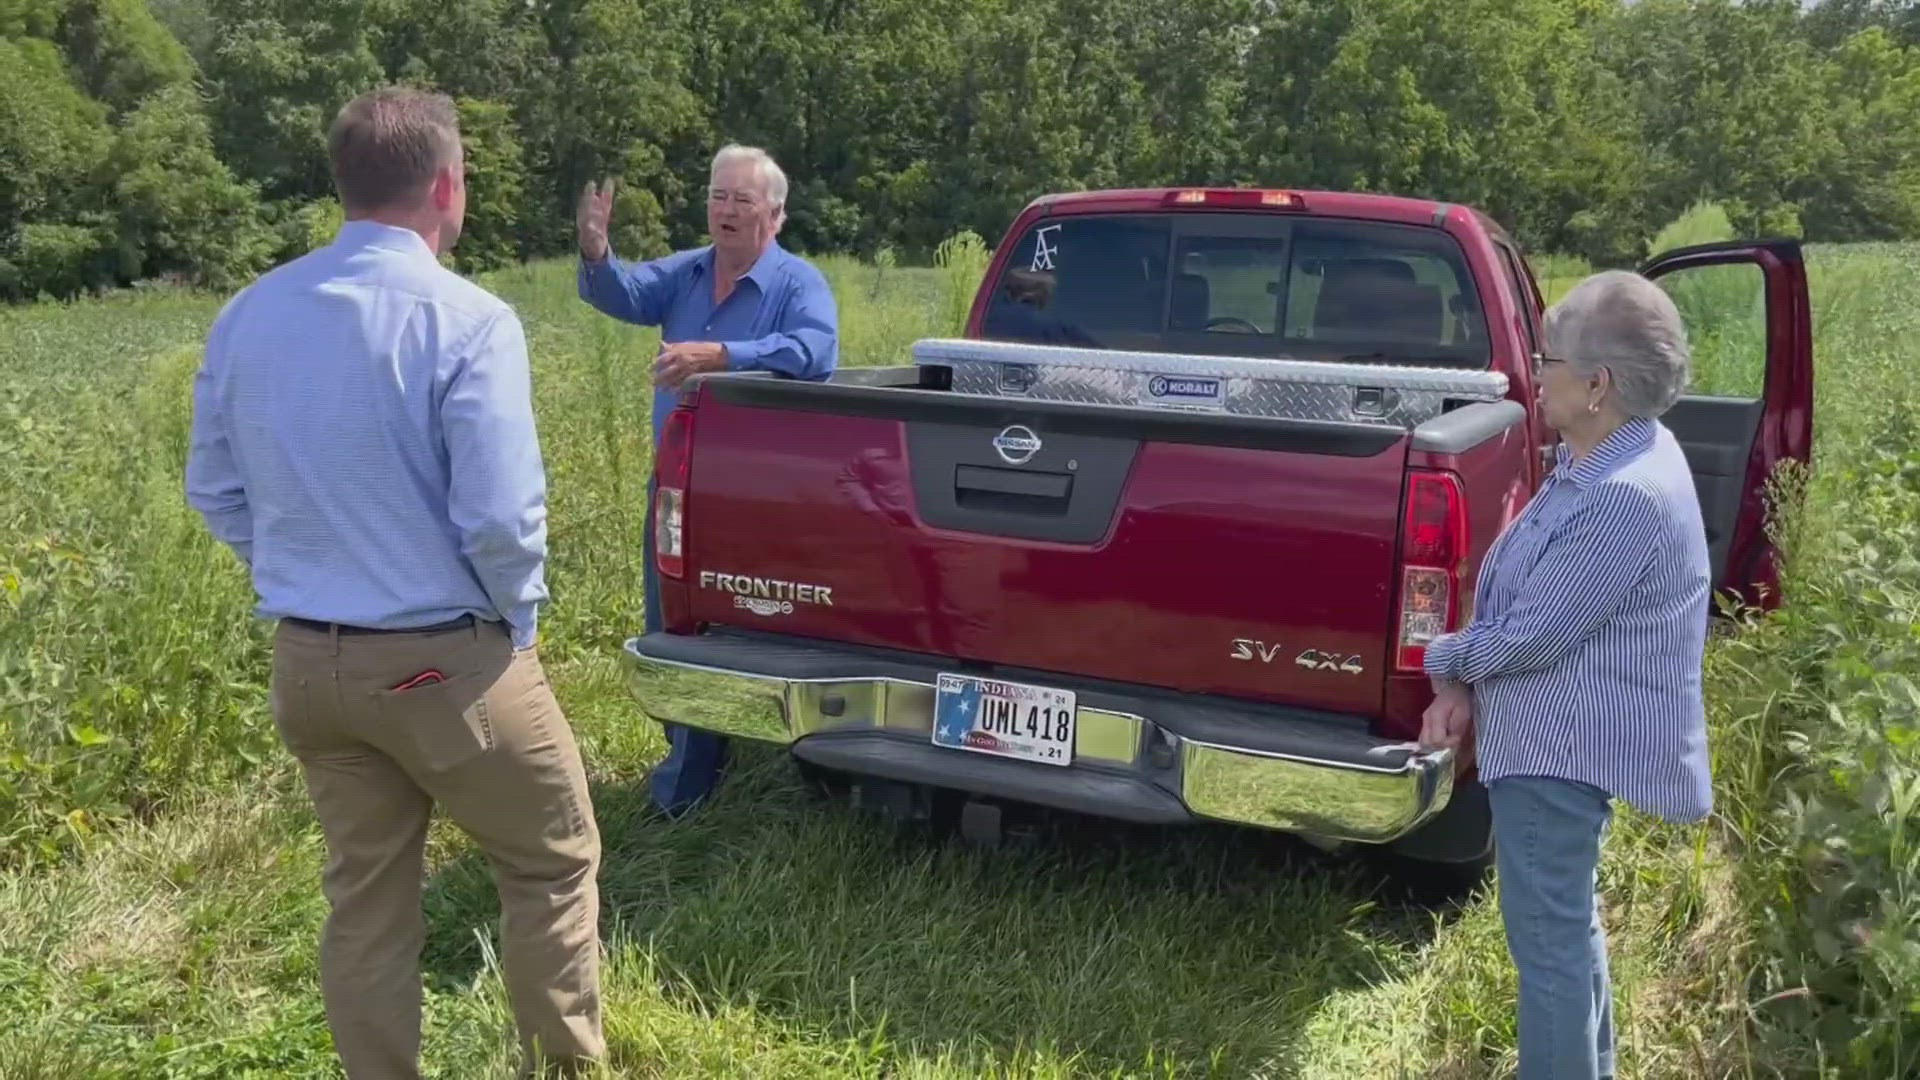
[1396,470,1467,673]
[655,404,695,579]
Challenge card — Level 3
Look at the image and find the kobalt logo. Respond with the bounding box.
[1150,375,1223,399]
[992,425,1043,465]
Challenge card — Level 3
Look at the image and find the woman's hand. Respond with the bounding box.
[1420,679,1474,753]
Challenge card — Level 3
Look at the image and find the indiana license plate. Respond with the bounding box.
[932,673,1076,766]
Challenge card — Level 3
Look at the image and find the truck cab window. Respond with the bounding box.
[980,214,1489,367]
[1171,235,1288,334]
[979,217,1171,349]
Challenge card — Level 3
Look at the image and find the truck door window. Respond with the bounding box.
[1658,263,1767,398]
[1495,244,1542,354]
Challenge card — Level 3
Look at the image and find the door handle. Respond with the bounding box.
[953,464,1073,516]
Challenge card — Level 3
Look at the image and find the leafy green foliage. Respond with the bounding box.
[1716,422,1920,1075]
[104,83,275,288]
[197,0,383,200]
[54,0,195,113]
[449,96,525,274]
[12,0,1920,295]
[0,36,113,297]
[263,194,344,260]
[1,221,113,300]
[3,0,273,297]
[1796,27,1920,240]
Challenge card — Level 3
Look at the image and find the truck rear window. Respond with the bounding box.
[978,214,1491,367]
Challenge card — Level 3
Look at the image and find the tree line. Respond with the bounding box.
[5,0,1920,300]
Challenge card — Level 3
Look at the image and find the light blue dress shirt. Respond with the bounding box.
[186,220,549,649]
[1424,416,1715,823]
[577,240,838,434]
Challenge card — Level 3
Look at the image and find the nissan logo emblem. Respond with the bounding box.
[992,425,1042,465]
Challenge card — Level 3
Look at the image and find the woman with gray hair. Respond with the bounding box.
[1419,270,1712,1080]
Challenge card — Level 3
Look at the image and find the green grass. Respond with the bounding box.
[1,235,1917,1077]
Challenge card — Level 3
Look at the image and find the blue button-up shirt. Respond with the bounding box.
[186,220,549,648]
[1424,416,1714,823]
[577,241,838,434]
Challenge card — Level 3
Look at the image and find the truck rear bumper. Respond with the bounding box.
[623,630,1455,844]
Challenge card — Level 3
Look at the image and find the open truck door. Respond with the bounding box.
[1639,239,1814,610]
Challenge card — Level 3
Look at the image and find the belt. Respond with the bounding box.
[283,614,478,636]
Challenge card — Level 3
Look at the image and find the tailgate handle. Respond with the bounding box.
[954,464,1073,514]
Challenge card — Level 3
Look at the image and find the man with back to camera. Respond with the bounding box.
[575,144,839,817]
[186,86,603,1078]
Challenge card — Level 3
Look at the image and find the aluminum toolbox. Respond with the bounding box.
[911,338,1510,428]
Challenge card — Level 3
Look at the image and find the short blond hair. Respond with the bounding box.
[327,87,462,212]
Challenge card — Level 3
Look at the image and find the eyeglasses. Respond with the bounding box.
[1532,353,1612,391]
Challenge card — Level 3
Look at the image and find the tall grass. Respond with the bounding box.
[1695,242,1920,1076]
[0,257,953,871]
[0,291,267,865]
[1528,252,1595,306]
[935,230,992,336]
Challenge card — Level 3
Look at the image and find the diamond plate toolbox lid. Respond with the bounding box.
[912,338,1510,428]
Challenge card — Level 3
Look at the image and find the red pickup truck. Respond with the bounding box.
[623,186,1812,880]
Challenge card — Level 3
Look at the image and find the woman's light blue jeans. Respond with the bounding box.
[1489,775,1616,1080]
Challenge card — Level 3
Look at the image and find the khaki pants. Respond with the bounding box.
[270,618,604,1078]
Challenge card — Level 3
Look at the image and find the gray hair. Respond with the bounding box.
[1543,270,1692,418]
[710,144,788,212]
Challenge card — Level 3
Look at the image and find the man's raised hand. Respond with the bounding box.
[577,179,615,262]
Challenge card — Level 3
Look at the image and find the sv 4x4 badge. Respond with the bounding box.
[1231,639,1364,674]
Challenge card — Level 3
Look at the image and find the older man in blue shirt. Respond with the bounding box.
[576,144,839,816]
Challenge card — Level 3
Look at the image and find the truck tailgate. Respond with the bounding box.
[672,378,1412,717]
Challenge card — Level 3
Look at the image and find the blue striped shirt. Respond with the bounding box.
[1424,416,1713,823]
[186,220,548,649]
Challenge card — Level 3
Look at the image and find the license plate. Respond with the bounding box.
[932,673,1076,766]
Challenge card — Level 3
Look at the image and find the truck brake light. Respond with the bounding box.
[1395,470,1467,673]
[655,404,695,579]
[1165,188,1304,209]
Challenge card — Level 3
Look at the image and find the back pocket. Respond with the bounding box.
[373,669,497,773]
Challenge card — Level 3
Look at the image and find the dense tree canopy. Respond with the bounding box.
[4,0,1919,299]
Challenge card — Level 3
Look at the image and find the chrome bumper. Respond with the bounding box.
[622,635,1455,844]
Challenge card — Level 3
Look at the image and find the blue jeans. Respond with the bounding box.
[642,477,729,814]
[1489,775,1615,1080]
